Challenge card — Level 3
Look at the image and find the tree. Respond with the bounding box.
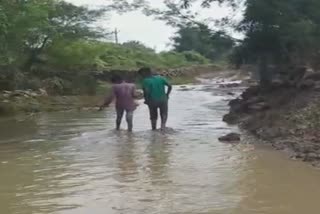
[237,0,320,84]
[172,23,234,60]
[122,41,155,53]
[151,0,320,84]
[0,0,106,70]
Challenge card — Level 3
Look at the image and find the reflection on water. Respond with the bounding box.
[147,133,171,185]
[1,83,320,214]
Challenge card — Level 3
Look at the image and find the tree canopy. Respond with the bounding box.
[172,23,234,61]
[240,0,320,65]
[0,0,105,69]
[120,0,320,83]
[0,0,211,94]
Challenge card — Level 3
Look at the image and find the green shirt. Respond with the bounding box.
[142,75,169,102]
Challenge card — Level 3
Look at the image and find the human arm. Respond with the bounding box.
[142,86,150,105]
[132,85,138,98]
[99,86,115,110]
[163,78,172,98]
[141,80,151,105]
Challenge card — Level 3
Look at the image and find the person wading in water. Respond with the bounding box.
[139,67,172,130]
[99,75,138,132]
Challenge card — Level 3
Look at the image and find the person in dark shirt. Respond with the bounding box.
[138,67,172,130]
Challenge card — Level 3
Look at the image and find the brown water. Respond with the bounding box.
[1,82,320,214]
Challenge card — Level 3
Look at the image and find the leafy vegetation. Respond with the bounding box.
[236,0,320,84]
[96,41,209,70]
[118,0,320,85]
[0,0,105,69]
[172,23,235,61]
[0,0,210,95]
[45,39,209,71]
[5,0,320,93]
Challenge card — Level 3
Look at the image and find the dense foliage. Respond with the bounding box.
[0,0,210,94]
[44,39,208,70]
[0,0,105,69]
[119,0,320,84]
[172,23,235,61]
[239,0,320,65]
[227,0,320,84]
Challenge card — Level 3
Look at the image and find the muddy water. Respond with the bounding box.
[1,82,320,214]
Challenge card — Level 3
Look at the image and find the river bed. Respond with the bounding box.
[1,81,320,214]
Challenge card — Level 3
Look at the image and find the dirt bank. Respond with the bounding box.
[0,92,103,116]
[224,71,320,166]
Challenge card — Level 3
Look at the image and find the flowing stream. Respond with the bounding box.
[1,80,320,214]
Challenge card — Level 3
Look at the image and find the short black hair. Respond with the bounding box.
[111,74,123,83]
[138,67,152,76]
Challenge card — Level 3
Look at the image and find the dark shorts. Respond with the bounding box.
[148,100,168,121]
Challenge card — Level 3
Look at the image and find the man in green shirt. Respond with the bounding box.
[138,67,172,130]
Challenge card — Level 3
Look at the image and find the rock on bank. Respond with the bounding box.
[224,69,320,166]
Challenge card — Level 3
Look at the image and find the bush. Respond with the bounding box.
[0,68,42,91]
[46,40,210,70]
[182,51,210,64]
[1,39,210,95]
[159,52,190,67]
[43,77,68,95]
[71,73,98,95]
[0,67,21,90]
[46,40,106,70]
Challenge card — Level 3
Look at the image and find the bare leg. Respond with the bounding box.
[160,101,168,130]
[126,111,133,132]
[148,104,158,130]
[116,108,124,130]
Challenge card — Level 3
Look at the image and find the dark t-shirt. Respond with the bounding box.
[142,76,169,102]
